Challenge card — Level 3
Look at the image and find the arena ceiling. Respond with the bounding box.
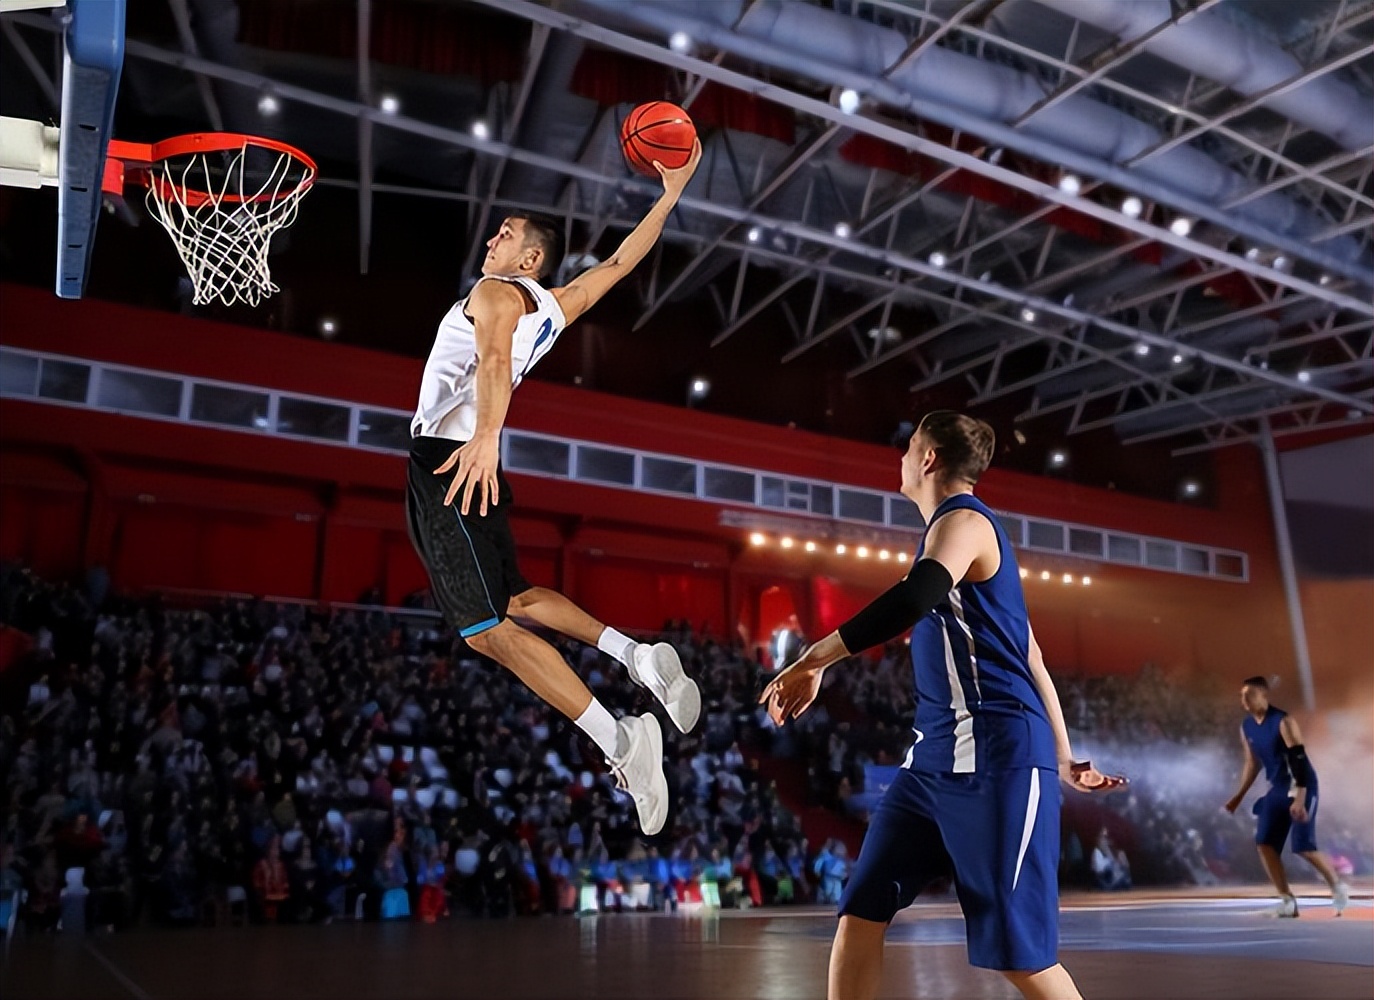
[2,0,1373,470]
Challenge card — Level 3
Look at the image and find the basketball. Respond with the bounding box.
[620,101,696,176]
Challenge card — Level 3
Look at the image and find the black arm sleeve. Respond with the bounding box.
[836,558,954,654]
[1284,743,1312,786]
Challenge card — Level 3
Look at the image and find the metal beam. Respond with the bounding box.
[1260,420,1318,711]
[166,0,224,132]
[1122,384,1374,445]
[356,0,373,275]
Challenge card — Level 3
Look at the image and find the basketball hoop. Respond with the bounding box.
[105,133,316,307]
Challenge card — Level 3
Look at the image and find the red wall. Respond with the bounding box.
[0,286,1305,687]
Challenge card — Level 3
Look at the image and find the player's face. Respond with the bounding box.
[1241,684,1267,713]
[900,430,937,497]
[482,218,538,277]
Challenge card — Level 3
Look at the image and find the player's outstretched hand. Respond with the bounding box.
[1060,760,1128,794]
[436,435,500,516]
[654,139,702,198]
[759,653,825,726]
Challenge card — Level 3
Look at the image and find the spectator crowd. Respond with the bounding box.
[2,563,1369,937]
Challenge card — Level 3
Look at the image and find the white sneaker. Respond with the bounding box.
[609,713,669,836]
[1333,881,1351,916]
[629,642,701,734]
[1273,894,1299,918]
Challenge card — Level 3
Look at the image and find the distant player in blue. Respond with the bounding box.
[762,411,1124,1000]
[1224,676,1350,917]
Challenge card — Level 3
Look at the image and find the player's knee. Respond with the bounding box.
[464,621,517,659]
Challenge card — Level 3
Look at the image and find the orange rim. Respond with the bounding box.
[106,132,317,207]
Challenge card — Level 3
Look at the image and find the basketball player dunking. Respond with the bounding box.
[406,142,702,836]
[1224,676,1350,917]
[762,412,1125,1000]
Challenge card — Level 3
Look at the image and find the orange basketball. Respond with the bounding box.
[620,101,696,176]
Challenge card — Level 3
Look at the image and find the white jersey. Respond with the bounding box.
[411,275,567,441]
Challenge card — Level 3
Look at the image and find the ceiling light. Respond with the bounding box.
[1062,573,1073,585]
[1081,576,1092,586]
[929,251,947,268]
[1170,217,1194,237]
[1049,449,1067,467]
[804,541,817,552]
[1172,353,1184,365]
[1244,246,1262,261]
[379,94,401,115]
[835,544,847,555]
[896,551,907,562]
[1297,369,1312,383]
[1182,480,1201,497]
[1319,274,1333,286]
[318,317,338,337]
[1272,255,1290,272]
[781,537,795,549]
[879,549,891,561]
[833,221,852,239]
[1020,307,1037,323]
[1134,343,1150,356]
[856,546,870,558]
[837,88,862,114]
[257,93,281,116]
[1058,174,1082,196]
[471,120,491,140]
[1040,570,1051,581]
[1121,196,1143,218]
[669,31,692,53]
[689,377,711,399]
[1019,567,1029,579]
[749,532,767,547]
[747,226,762,243]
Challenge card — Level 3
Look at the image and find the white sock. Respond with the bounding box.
[575,698,621,759]
[597,627,637,669]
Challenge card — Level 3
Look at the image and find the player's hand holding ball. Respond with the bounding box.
[620,101,701,198]
[1060,759,1128,794]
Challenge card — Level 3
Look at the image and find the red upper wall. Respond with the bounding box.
[1,284,1272,555]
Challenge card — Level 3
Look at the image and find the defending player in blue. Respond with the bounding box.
[1224,676,1350,917]
[761,412,1125,1000]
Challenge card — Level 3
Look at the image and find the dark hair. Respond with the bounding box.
[1242,675,1269,689]
[916,411,996,485]
[506,212,564,282]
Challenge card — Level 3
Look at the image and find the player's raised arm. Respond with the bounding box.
[552,140,702,326]
[434,279,525,514]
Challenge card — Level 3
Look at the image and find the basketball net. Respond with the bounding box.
[144,144,313,308]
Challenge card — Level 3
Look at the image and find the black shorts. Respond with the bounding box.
[405,436,531,638]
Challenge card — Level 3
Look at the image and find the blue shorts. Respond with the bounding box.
[838,766,1061,972]
[1254,784,1318,854]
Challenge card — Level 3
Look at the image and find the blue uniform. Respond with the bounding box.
[839,494,1062,972]
[1243,706,1319,854]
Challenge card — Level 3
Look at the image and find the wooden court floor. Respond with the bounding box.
[3,885,1370,999]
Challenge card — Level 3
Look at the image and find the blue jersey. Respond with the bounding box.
[1243,706,1315,791]
[906,494,1057,774]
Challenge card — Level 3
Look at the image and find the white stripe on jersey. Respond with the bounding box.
[412,275,567,440]
[947,588,983,703]
[941,626,977,773]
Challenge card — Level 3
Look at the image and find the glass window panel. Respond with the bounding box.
[97,369,182,417]
[277,396,350,442]
[702,467,755,503]
[191,383,270,429]
[889,498,923,529]
[1145,540,1178,569]
[506,435,570,476]
[809,485,833,517]
[356,410,412,452]
[38,359,90,403]
[1215,553,1246,578]
[997,515,1022,545]
[0,350,39,396]
[1069,527,1104,557]
[1027,521,1065,550]
[837,489,885,523]
[760,476,785,508]
[1180,546,1209,573]
[577,446,635,485]
[1107,534,1141,563]
[642,456,696,495]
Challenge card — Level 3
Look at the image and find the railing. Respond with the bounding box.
[0,346,1248,582]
